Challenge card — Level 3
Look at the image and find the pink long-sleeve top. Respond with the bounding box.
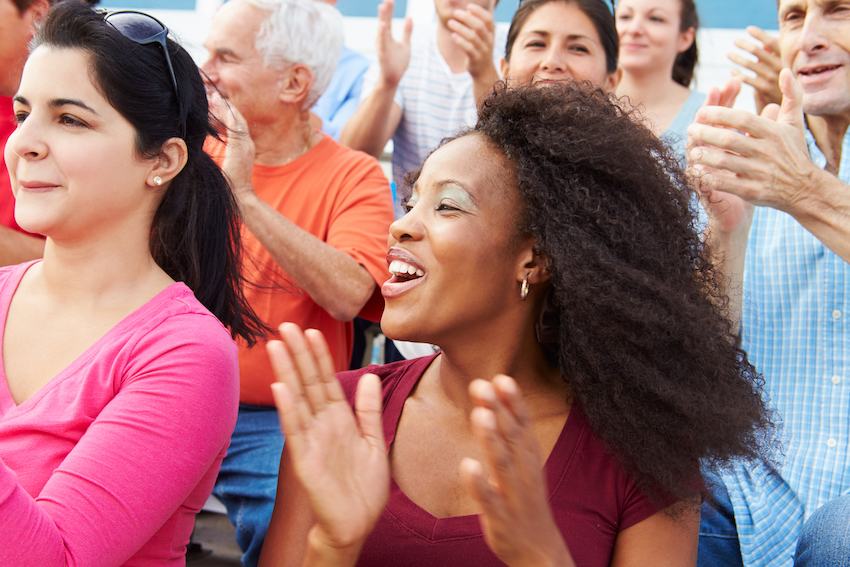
[0,261,240,566]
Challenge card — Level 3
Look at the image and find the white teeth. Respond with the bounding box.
[389,260,425,278]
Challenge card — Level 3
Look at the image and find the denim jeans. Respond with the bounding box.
[794,494,850,567]
[698,470,745,567]
[213,404,285,567]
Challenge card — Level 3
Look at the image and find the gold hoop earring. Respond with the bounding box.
[520,274,530,300]
[153,176,163,186]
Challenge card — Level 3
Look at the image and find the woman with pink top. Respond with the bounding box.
[0,2,263,564]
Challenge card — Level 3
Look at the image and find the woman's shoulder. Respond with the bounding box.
[336,355,438,407]
[109,282,238,381]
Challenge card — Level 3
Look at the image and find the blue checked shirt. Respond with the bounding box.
[720,126,850,567]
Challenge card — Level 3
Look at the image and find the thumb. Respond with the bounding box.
[355,373,386,451]
[403,17,413,44]
[776,68,804,130]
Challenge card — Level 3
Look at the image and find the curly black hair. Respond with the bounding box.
[445,83,774,504]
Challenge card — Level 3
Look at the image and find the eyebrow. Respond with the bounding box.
[436,179,480,207]
[212,46,240,59]
[13,95,100,116]
[521,30,599,44]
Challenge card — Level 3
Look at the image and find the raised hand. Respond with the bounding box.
[376,0,413,89]
[460,376,575,567]
[268,323,390,553]
[688,69,813,216]
[208,91,255,201]
[728,26,783,115]
[447,0,498,81]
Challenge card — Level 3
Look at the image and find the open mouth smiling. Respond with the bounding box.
[799,64,842,76]
[388,260,425,282]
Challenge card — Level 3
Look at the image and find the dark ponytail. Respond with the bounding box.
[672,0,699,87]
[36,2,266,345]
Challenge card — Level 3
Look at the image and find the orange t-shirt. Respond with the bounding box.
[209,133,394,406]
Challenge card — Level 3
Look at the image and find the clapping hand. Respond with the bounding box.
[461,376,575,567]
[268,323,390,556]
[728,26,783,115]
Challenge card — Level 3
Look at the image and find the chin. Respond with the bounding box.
[801,89,850,118]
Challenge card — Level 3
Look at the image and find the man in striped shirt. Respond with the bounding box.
[341,0,504,216]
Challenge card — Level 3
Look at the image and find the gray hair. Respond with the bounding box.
[248,0,344,109]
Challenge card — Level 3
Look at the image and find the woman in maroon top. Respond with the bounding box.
[258,85,773,567]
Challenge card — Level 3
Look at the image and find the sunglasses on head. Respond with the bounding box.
[104,10,185,137]
[518,0,615,12]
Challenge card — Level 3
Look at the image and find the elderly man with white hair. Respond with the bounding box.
[201,0,394,564]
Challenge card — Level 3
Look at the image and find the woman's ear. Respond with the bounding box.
[147,137,188,188]
[515,241,550,286]
[678,26,696,54]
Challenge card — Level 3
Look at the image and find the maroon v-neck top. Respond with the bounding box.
[337,355,665,567]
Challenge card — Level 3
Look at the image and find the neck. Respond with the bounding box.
[616,68,683,107]
[807,112,850,174]
[428,303,567,414]
[38,222,169,305]
[251,108,320,167]
[436,20,469,74]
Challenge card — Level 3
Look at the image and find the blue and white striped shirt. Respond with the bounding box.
[722,126,850,567]
[360,25,507,215]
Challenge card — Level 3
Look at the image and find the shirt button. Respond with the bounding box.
[833,375,843,385]
[833,309,842,319]
[827,438,838,448]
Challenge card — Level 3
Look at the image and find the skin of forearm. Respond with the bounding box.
[788,170,850,264]
[705,222,750,334]
[472,65,499,107]
[238,191,376,322]
[0,225,45,267]
[339,82,400,158]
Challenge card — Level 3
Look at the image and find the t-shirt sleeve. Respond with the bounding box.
[326,154,395,322]
[360,61,404,111]
[618,478,677,532]
[0,313,239,566]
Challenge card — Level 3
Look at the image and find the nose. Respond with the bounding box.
[799,11,829,54]
[7,114,48,163]
[388,201,424,245]
[540,46,565,73]
[200,56,218,84]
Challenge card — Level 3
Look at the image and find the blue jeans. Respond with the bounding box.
[213,404,284,567]
[698,470,744,567]
[794,494,850,567]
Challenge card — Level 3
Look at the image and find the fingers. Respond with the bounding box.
[355,373,387,452]
[776,68,805,129]
[460,457,504,519]
[468,377,543,498]
[276,323,337,414]
[447,6,495,55]
[746,25,780,54]
[268,342,311,453]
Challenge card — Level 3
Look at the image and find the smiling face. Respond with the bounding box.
[501,1,619,90]
[5,46,158,241]
[615,0,694,76]
[779,0,850,119]
[381,134,534,345]
[201,0,284,126]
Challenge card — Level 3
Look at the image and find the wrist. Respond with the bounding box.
[305,525,365,567]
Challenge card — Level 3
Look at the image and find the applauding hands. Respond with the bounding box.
[265,324,571,567]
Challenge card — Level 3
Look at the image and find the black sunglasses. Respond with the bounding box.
[104,10,184,136]
[518,0,615,12]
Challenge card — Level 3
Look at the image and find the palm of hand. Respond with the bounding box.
[294,397,390,548]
